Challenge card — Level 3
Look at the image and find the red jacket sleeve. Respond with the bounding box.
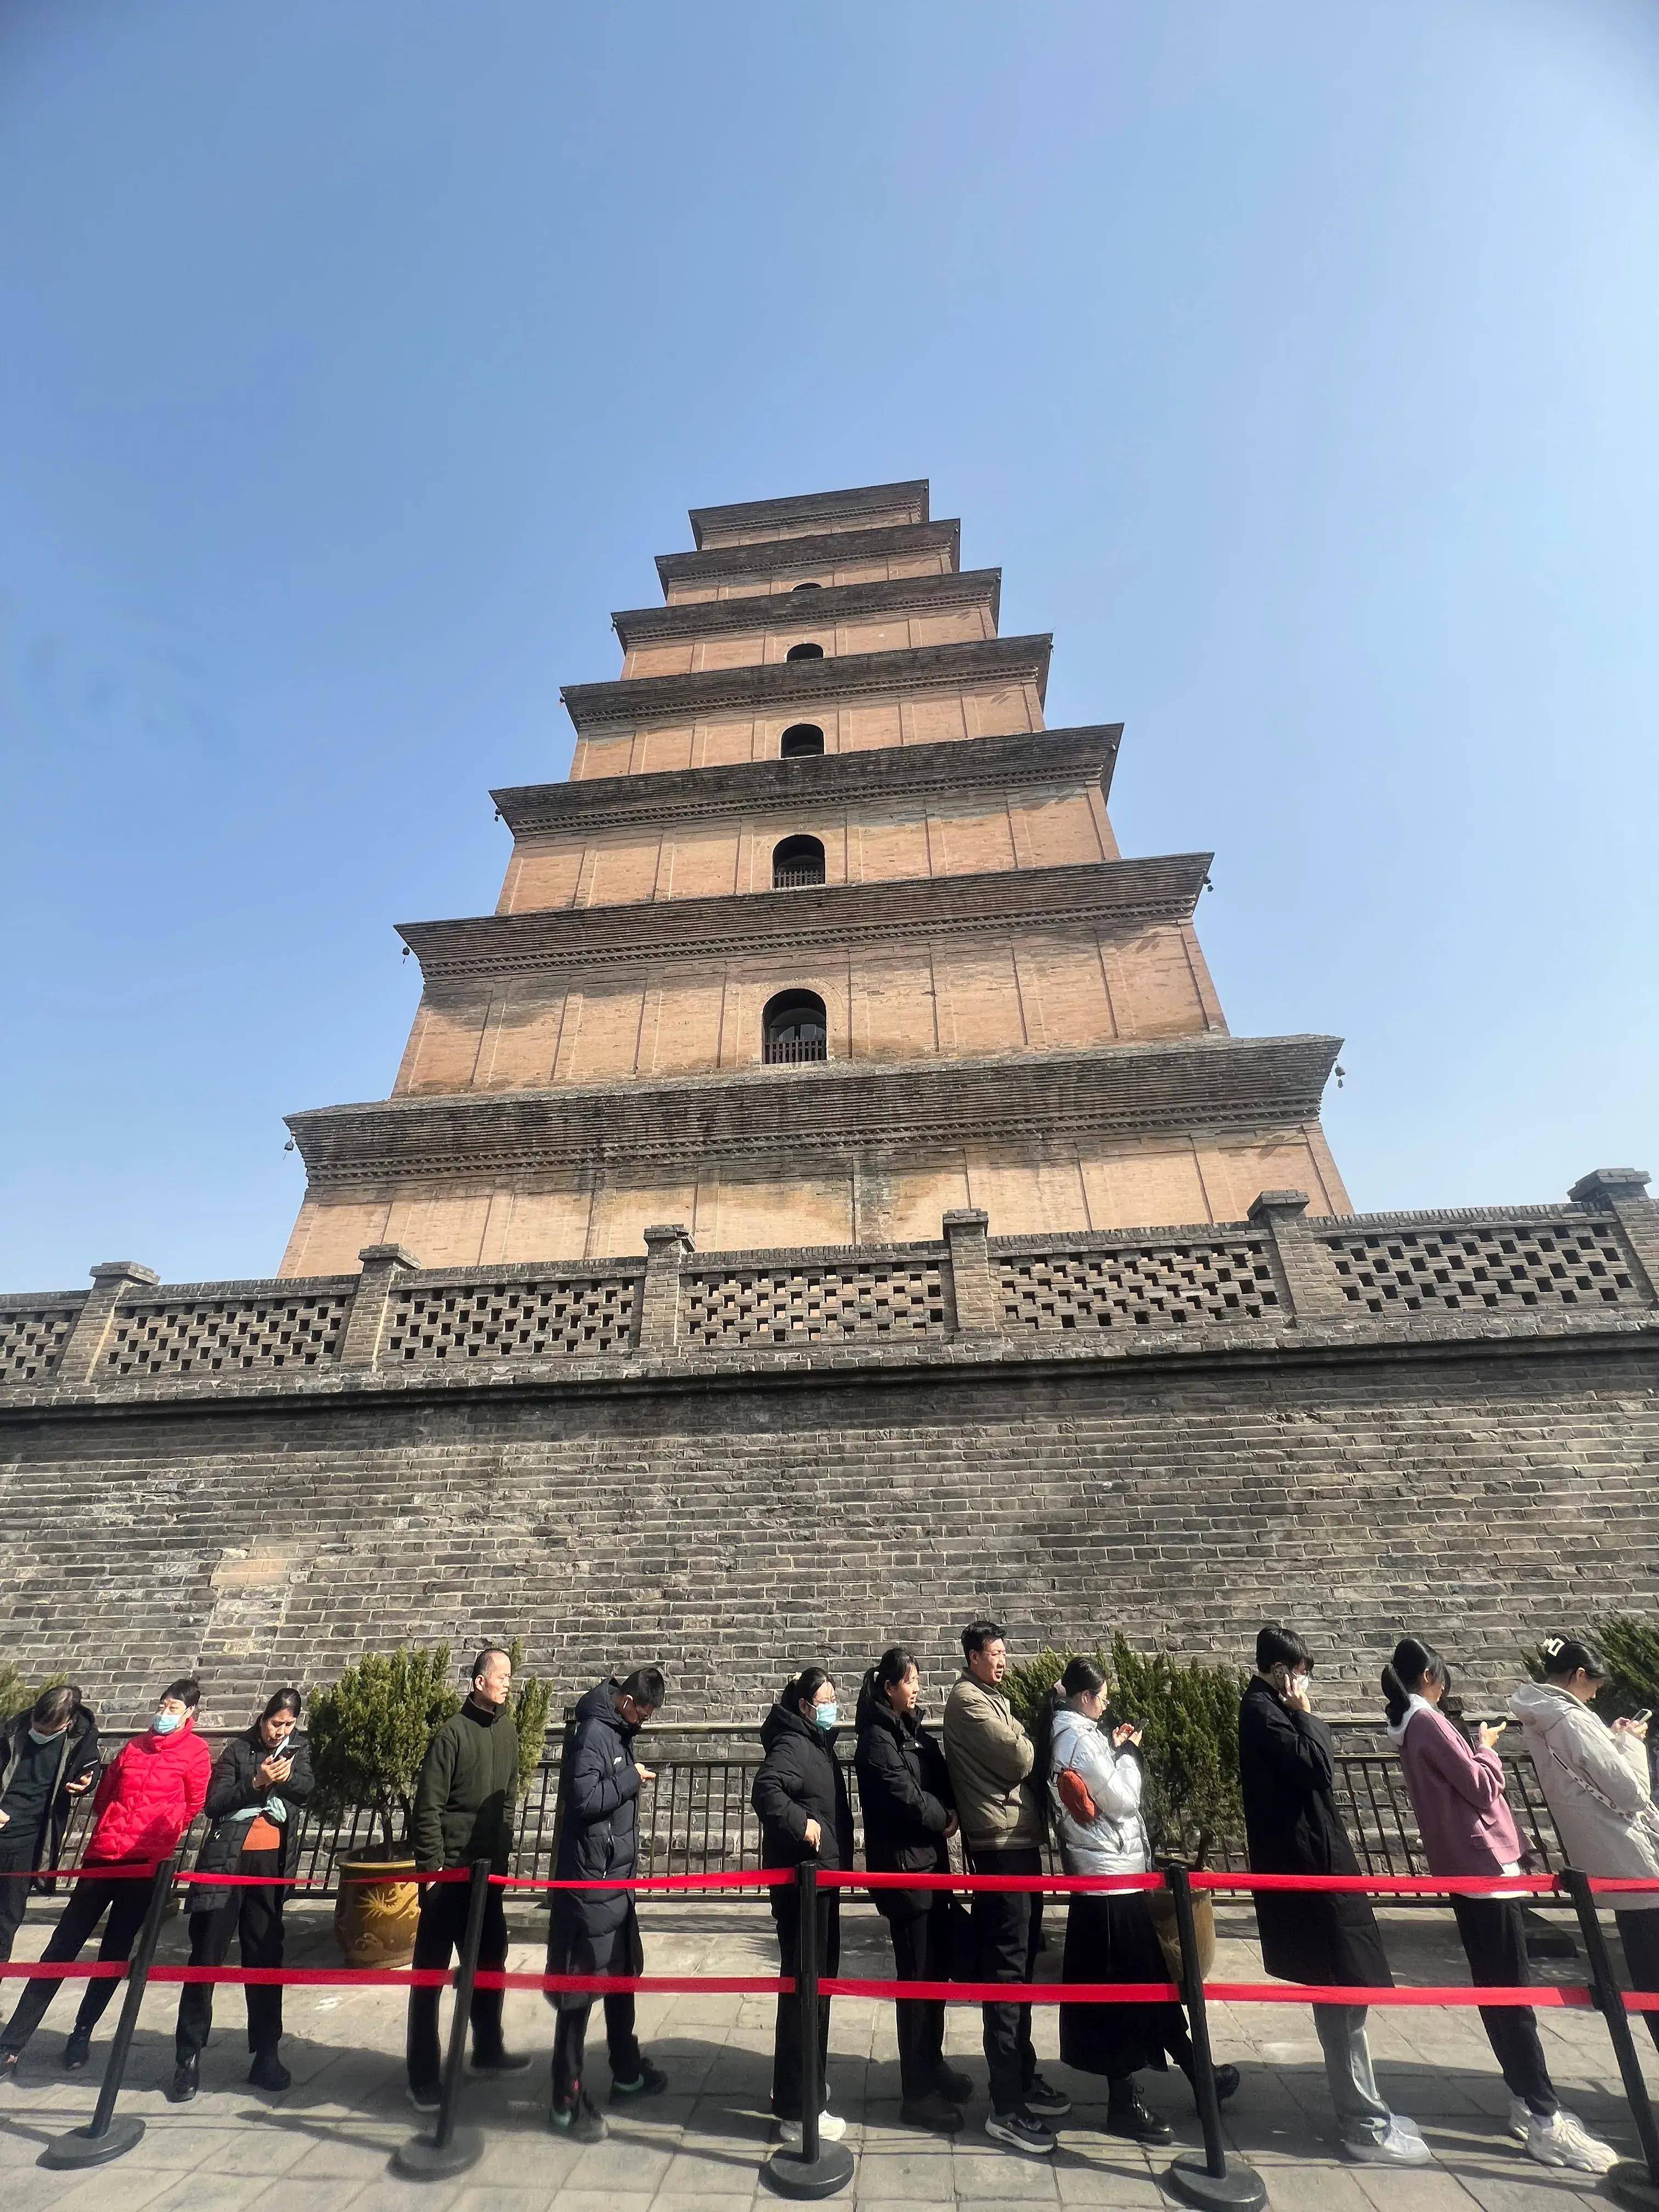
[181,1738,211,1829]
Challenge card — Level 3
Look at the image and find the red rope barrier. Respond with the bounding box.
[819,1869,1163,1893]
[488,1868,791,1892]
[475,1971,790,1995]
[1190,1871,1561,1895]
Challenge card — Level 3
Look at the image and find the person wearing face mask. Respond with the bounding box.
[1510,1634,1659,2053]
[170,1687,313,2103]
[1239,1627,1430,2166]
[753,1666,854,2149]
[0,1686,100,1963]
[854,1645,969,2133]
[0,1675,211,2081]
[1384,1638,1616,2172]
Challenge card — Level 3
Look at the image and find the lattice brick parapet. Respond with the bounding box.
[0,1304,84,1385]
[103,1294,352,1377]
[679,1257,947,1348]
[382,1276,638,1361]
[1321,1221,1649,1318]
[999,1237,1280,1333]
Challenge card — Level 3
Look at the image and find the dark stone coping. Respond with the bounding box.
[283,1034,1340,1185]
[612,568,1001,647]
[396,853,1210,981]
[657,519,960,590]
[562,636,1051,733]
[492,725,1120,839]
[687,479,929,549]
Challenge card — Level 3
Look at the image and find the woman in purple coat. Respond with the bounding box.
[1384,1638,1616,2175]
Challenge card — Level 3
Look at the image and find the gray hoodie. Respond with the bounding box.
[1047,1705,1150,1876]
[1509,1679,1659,1911]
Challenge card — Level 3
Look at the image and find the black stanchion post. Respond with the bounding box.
[1162,1869,1267,2212]
[392,1859,492,2181]
[763,1863,853,2199]
[1563,1869,1659,2212]
[42,1855,178,2170]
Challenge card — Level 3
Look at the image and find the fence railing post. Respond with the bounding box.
[51,1262,161,1387]
[637,1224,693,1352]
[42,1854,178,2169]
[392,1859,492,2180]
[763,1861,853,2199]
[941,1209,999,1334]
[1246,1192,1346,1324]
[1161,1867,1267,2212]
[1562,1869,1659,2210]
[339,1243,421,1367]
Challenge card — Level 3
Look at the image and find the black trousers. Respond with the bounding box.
[176,1850,285,2062]
[1618,1910,1659,2057]
[0,1831,43,1964]
[405,1877,509,2090]
[967,1844,1043,2115]
[0,1874,150,2055]
[1449,1896,1555,2115]
[551,1993,640,2108]
[771,1886,839,2120]
[887,1898,950,2099]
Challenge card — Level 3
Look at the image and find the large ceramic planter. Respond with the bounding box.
[335,1855,421,1966]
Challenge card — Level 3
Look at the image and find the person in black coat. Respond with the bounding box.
[854,1647,972,2131]
[752,1666,854,2146]
[0,1688,100,1962]
[171,1687,313,2101]
[1239,1627,1430,2166]
[547,1668,669,2142]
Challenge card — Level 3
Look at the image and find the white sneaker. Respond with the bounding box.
[776,2108,847,2149]
[1507,2096,1532,2142]
[1526,2110,1620,2174]
[1341,2119,1436,2166]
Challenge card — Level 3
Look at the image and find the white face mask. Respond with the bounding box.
[1289,1671,1311,1700]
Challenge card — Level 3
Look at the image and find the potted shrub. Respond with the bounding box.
[308,1645,460,1965]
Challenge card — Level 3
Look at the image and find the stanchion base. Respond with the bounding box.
[390,2125,483,2181]
[1602,2162,1659,2212]
[40,2116,146,2170]
[762,2142,856,2198]
[1165,2151,1268,2212]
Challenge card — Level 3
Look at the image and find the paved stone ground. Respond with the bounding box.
[0,1893,1652,2212]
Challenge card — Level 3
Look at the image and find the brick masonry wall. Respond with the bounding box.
[2,1333,1654,1729]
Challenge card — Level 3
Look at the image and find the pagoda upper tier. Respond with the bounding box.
[279,478,1348,1275]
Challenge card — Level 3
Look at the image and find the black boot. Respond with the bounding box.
[167,2053,200,2103]
[249,2047,291,2093]
[1106,2081,1173,2145]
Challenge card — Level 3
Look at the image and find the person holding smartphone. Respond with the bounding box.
[1239,1625,1431,2166]
[1384,1638,1616,2172]
[171,1686,312,2101]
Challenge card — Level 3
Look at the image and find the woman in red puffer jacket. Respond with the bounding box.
[0,1677,212,2078]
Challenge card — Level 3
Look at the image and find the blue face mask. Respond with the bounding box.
[27,1727,65,1747]
[151,1711,184,1736]
[814,1703,838,1731]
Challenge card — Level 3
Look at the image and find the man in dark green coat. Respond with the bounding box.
[405,1647,530,2108]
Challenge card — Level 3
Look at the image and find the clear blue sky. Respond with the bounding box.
[4,1,1656,1291]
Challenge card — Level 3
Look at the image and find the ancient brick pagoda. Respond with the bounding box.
[279,478,1348,1275]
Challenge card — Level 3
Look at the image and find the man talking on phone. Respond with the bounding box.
[1239,1626,1432,2165]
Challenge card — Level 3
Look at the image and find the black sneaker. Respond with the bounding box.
[407,2080,442,2112]
[166,2056,199,2104]
[934,2062,974,2103]
[611,2058,669,2102]
[1212,2063,1241,2103]
[62,2030,91,2073]
[1023,2073,1071,2119]
[985,2107,1056,2156]
[249,2049,291,2094]
[471,2046,532,2074]
[550,2090,607,2144]
[1107,2089,1173,2145]
[900,2090,964,2134]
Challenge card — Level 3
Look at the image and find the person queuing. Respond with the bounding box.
[752,1666,854,2151]
[547,1666,670,2143]
[1239,1626,1431,2166]
[1383,1638,1615,2172]
[1045,1656,1240,2144]
[170,1687,313,2103]
[405,1647,529,2111]
[0,1675,211,2080]
[0,1686,100,1963]
[853,1646,972,2134]
[1510,1634,1659,2053]
[941,1620,1071,2158]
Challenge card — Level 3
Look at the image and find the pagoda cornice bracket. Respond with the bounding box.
[493,725,1122,839]
[284,1033,1342,1187]
[688,479,929,548]
[657,519,960,592]
[396,853,1210,983]
[612,568,1002,648]
[562,635,1052,733]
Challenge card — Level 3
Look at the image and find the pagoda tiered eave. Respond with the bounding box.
[492,725,1122,838]
[688,479,928,546]
[286,1033,1342,1185]
[562,634,1051,732]
[397,853,1211,983]
[656,518,960,592]
[612,567,1001,648]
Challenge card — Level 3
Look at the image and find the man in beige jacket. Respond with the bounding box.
[941,1619,1070,2158]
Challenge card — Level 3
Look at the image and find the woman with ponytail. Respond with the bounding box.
[1384,1638,1615,2174]
[753,1667,854,2150]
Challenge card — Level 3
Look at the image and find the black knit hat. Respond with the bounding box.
[1539,1634,1611,1682]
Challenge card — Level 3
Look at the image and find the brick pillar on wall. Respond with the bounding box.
[1247,1190,1349,1324]
[637,1224,693,1352]
[339,1244,421,1368]
[1568,1169,1659,1305]
[53,1261,161,1386]
[943,1210,1001,1333]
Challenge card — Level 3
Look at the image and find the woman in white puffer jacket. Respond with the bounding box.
[1045,1657,1238,2140]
